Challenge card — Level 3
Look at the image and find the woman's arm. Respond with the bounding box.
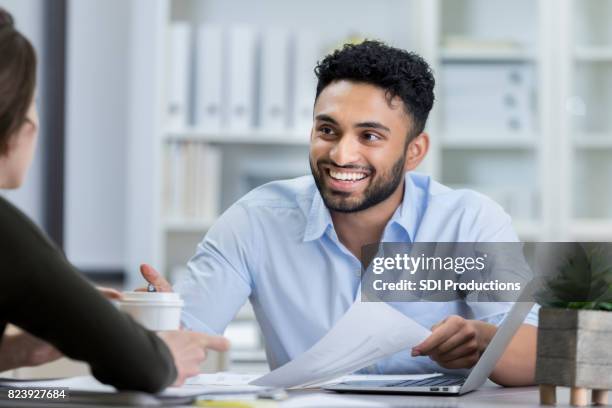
[0,198,176,392]
[0,330,62,372]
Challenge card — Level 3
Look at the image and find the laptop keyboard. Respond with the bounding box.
[389,375,465,387]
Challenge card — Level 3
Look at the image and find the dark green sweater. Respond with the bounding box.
[0,196,176,392]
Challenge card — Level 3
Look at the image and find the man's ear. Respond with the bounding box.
[404,132,429,172]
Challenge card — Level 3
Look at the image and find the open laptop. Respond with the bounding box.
[324,301,534,395]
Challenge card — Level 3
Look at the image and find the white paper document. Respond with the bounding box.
[184,372,261,387]
[251,302,431,388]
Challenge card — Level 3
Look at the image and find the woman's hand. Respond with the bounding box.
[0,330,63,371]
[156,331,230,386]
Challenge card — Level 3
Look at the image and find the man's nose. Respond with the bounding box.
[329,135,361,166]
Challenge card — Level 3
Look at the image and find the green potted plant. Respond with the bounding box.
[534,243,612,407]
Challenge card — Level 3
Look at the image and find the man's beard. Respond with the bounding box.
[310,154,406,213]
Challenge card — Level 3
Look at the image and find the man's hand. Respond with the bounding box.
[137,264,173,292]
[96,286,123,300]
[138,265,231,386]
[0,331,63,371]
[98,264,170,297]
[157,331,230,386]
[411,315,496,369]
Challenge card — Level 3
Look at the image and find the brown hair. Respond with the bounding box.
[0,7,37,155]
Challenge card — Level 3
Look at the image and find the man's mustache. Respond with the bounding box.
[316,159,373,173]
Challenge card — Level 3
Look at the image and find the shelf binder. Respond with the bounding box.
[195,24,224,131]
[260,28,291,132]
[166,22,192,129]
[227,25,257,132]
[292,30,320,137]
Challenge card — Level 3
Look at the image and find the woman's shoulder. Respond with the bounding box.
[0,195,37,229]
[0,195,58,251]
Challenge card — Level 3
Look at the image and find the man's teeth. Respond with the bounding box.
[329,170,367,181]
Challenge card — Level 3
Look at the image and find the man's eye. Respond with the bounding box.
[319,126,335,135]
[363,132,381,142]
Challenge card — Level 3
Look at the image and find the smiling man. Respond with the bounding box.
[142,41,538,386]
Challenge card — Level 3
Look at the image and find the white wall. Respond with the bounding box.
[124,0,168,288]
[63,0,131,270]
[0,0,45,227]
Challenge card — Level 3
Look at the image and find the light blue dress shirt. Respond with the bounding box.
[174,172,539,374]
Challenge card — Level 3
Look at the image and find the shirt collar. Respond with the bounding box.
[302,172,424,243]
[388,173,423,242]
[303,188,333,242]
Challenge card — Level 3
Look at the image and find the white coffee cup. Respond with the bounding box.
[118,291,184,331]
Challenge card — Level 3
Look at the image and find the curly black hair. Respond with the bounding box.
[314,40,435,139]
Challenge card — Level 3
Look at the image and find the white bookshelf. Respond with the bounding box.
[574,133,612,149]
[570,220,612,241]
[558,0,612,239]
[125,0,612,371]
[439,48,535,62]
[574,46,612,61]
[441,135,536,149]
[165,129,310,146]
[426,0,550,237]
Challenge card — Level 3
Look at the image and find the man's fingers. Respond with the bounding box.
[140,264,173,292]
[412,319,460,356]
[97,286,123,300]
[436,345,478,363]
[412,329,449,356]
[430,319,444,332]
[433,328,475,355]
[435,352,480,369]
[432,337,479,363]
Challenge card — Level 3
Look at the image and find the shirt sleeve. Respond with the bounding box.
[174,202,254,335]
[0,198,176,393]
[470,302,539,327]
[471,193,519,242]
